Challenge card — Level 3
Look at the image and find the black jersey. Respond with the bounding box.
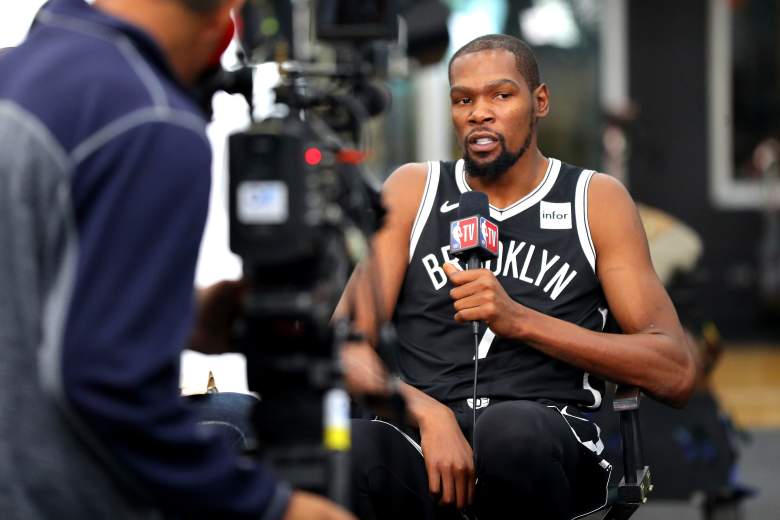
[394,158,608,409]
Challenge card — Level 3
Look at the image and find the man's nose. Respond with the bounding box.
[468,100,495,125]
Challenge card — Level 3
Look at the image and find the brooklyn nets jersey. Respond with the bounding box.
[394,158,609,409]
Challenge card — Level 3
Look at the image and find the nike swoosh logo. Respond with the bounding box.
[440,201,459,213]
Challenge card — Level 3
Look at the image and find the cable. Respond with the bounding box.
[472,326,479,442]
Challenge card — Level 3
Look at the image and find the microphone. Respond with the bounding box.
[450,191,499,270]
[449,191,499,334]
[449,192,498,424]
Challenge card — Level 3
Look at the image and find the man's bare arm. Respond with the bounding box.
[444,174,695,407]
[334,162,476,507]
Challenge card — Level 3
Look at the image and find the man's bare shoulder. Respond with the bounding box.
[382,162,429,220]
[586,173,652,264]
[586,173,638,225]
[384,162,429,192]
[587,172,633,205]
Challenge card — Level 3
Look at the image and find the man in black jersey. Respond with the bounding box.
[337,34,695,520]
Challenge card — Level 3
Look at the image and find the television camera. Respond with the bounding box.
[202,0,449,507]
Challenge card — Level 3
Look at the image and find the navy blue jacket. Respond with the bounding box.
[0,1,289,517]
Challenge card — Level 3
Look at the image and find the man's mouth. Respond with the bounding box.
[467,132,500,153]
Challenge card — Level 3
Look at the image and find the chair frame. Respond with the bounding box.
[600,385,653,520]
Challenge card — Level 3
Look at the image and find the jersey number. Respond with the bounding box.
[475,328,496,359]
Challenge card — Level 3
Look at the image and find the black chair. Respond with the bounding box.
[584,385,653,520]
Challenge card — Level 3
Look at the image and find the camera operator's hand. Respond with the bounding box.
[417,395,475,509]
[283,490,357,520]
[340,341,389,396]
[189,279,245,354]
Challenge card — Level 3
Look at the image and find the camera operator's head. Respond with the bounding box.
[93,0,242,84]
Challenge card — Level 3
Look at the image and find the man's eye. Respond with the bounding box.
[496,92,511,100]
[454,98,471,105]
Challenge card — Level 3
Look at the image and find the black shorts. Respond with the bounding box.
[350,399,612,520]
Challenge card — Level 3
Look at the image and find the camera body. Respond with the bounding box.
[219,0,449,506]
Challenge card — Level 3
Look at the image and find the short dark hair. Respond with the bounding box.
[178,0,225,13]
[448,34,540,92]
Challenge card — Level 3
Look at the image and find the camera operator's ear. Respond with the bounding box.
[199,0,241,57]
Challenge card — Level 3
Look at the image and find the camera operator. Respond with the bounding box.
[0,0,356,518]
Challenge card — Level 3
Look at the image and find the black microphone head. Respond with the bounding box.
[457,191,489,219]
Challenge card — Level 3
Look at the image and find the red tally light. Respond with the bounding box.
[304,147,322,166]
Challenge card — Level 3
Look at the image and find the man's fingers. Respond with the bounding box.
[442,262,460,280]
[427,463,441,497]
[439,470,455,505]
[442,262,484,285]
[454,308,483,323]
[455,468,468,508]
[452,293,487,312]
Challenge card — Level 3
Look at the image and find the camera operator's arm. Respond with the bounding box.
[444,174,695,407]
[55,121,356,520]
[335,163,475,508]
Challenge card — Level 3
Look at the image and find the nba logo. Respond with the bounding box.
[451,216,479,254]
[479,217,499,256]
[450,221,462,251]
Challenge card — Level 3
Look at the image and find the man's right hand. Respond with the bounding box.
[418,402,475,509]
[282,491,356,520]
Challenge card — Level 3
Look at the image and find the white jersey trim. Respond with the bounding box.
[575,169,597,272]
[408,161,440,262]
[371,419,423,456]
[454,158,561,222]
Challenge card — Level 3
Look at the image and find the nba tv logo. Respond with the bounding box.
[451,216,479,253]
[451,216,499,256]
[479,217,499,255]
[540,201,572,229]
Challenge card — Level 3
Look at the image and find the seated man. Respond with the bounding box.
[337,34,695,520]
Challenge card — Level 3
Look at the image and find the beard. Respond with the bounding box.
[463,121,534,181]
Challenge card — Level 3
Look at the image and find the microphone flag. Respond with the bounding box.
[450,192,498,261]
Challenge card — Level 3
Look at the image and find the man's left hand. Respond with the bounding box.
[443,263,525,338]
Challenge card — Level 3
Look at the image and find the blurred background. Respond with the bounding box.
[2,0,778,518]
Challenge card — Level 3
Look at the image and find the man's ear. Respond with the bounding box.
[533,83,550,118]
[200,0,240,63]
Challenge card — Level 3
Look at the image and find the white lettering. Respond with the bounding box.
[487,227,497,249]
[544,263,577,300]
[501,240,526,278]
[484,240,504,275]
[534,249,560,286]
[518,244,536,283]
[422,253,447,290]
[465,223,476,242]
[441,245,461,268]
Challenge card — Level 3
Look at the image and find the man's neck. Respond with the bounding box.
[466,148,550,208]
[93,0,205,85]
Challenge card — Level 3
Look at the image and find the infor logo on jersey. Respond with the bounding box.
[540,201,572,230]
